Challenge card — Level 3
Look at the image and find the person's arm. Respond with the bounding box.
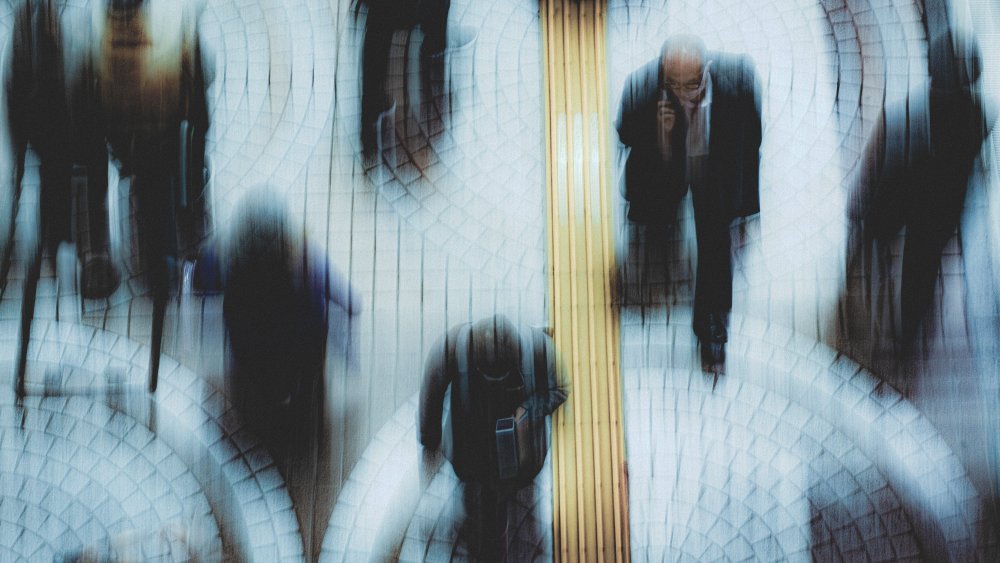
[192,241,225,293]
[616,73,641,149]
[615,61,676,152]
[967,91,993,159]
[980,92,997,141]
[418,329,455,449]
[542,334,569,414]
[300,244,362,315]
[520,330,568,417]
[738,58,762,219]
[1,1,31,270]
[617,63,686,221]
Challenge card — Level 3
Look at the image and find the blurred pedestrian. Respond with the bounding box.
[419,314,567,558]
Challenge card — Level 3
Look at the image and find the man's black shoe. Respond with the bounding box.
[700,340,725,374]
[695,311,728,343]
[696,312,727,376]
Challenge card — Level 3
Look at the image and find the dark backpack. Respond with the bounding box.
[448,324,550,487]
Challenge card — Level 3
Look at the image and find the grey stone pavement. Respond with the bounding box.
[1,0,1000,561]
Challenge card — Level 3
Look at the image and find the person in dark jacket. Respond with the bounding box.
[616,34,762,371]
[419,314,567,558]
[195,190,361,438]
[356,0,450,158]
[848,31,991,351]
[7,0,214,395]
[4,0,120,297]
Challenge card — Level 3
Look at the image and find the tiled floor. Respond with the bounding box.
[1,0,999,561]
[0,394,221,561]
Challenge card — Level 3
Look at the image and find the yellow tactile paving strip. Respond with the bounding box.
[541,1,629,561]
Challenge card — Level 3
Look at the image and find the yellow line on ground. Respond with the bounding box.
[541,1,629,561]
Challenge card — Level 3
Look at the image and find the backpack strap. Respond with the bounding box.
[446,323,475,480]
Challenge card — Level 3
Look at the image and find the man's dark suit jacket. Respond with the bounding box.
[419,323,567,486]
[616,53,762,224]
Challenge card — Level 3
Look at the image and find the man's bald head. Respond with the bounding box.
[660,34,706,66]
[660,34,707,103]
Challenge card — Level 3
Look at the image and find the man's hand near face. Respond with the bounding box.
[657,94,676,160]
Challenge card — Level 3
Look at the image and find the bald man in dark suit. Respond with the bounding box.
[617,35,762,371]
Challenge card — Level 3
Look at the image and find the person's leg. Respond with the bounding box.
[477,485,508,561]
[690,181,732,368]
[899,169,969,351]
[176,122,210,262]
[39,153,73,251]
[419,0,449,56]
[80,145,120,298]
[133,171,175,392]
[361,6,395,156]
[0,142,25,293]
[900,211,959,350]
[16,152,71,396]
[83,150,110,251]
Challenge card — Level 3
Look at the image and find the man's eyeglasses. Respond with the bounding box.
[664,80,702,93]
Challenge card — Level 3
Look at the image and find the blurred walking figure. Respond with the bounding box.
[847,31,992,354]
[194,189,361,443]
[354,0,450,159]
[4,0,117,297]
[616,34,762,373]
[6,0,213,395]
[419,315,567,559]
[98,0,213,392]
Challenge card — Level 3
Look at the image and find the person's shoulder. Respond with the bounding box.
[709,52,755,75]
[523,325,555,355]
[710,53,757,93]
[440,323,470,352]
[424,323,468,372]
[624,57,659,88]
[641,56,660,75]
